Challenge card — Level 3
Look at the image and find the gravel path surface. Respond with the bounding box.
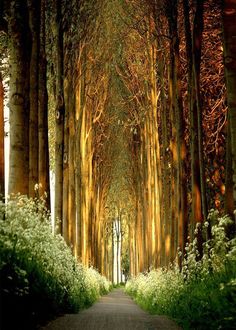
[41,288,181,330]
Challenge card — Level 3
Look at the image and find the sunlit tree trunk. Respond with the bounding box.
[167,16,178,263]
[78,53,96,265]
[112,221,114,282]
[136,196,143,272]
[120,219,123,281]
[170,0,188,262]
[68,91,76,253]
[144,119,152,268]
[132,212,137,275]
[141,135,148,270]
[62,54,74,246]
[147,30,162,267]
[62,88,69,242]
[93,182,100,267]
[183,0,193,242]
[193,0,207,222]
[54,0,65,232]
[116,219,119,283]
[87,107,93,264]
[191,0,206,255]
[156,35,172,263]
[8,0,31,196]
[75,54,84,259]
[225,117,234,217]
[185,0,204,245]
[80,97,90,264]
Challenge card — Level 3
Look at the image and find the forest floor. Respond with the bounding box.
[40,288,181,330]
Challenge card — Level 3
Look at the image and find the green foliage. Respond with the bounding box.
[125,211,236,330]
[112,282,126,289]
[0,195,111,329]
[121,249,130,281]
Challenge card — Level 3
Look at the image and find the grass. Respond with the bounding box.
[0,195,111,329]
[125,211,236,329]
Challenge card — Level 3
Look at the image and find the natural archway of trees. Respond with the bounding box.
[1,0,236,283]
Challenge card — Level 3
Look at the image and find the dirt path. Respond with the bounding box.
[41,288,181,330]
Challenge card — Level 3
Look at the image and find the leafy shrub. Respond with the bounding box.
[125,211,236,329]
[0,195,111,329]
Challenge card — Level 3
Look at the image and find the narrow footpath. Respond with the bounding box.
[41,289,181,330]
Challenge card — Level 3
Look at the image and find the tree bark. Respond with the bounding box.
[225,116,234,217]
[62,91,69,242]
[38,0,50,208]
[8,0,31,196]
[54,0,65,232]
[183,0,203,242]
[172,0,188,262]
[28,0,40,197]
[68,91,76,254]
[193,0,208,222]
[166,2,178,263]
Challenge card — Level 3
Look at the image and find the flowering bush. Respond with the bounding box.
[126,267,184,314]
[125,211,236,329]
[0,195,111,329]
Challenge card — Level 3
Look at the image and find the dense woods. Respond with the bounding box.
[1,0,236,328]
[0,0,235,281]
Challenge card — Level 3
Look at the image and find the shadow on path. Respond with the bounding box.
[41,288,181,330]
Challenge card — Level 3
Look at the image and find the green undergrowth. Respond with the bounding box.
[125,211,236,330]
[113,282,126,288]
[0,195,112,330]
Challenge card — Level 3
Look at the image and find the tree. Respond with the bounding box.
[38,0,50,208]
[8,0,31,195]
[0,3,7,201]
[165,0,188,264]
[28,0,40,197]
[2,0,231,280]
[54,0,65,233]
[223,0,236,219]
[192,0,207,225]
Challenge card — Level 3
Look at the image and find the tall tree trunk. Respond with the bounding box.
[172,0,188,262]
[38,0,50,208]
[183,0,193,242]
[159,60,171,264]
[68,91,76,254]
[116,219,120,283]
[223,0,236,219]
[167,7,178,263]
[189,1,204,244]
[8,0,31,196]
[193,0,207,222]
[75,61,83,258]
[188,0,205,255]
[112,221,114,283]
[54,0,65,232]
[225,116,234,217]
[62,94,69,242]
[28,0,40,197]
[0,73,4,200]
